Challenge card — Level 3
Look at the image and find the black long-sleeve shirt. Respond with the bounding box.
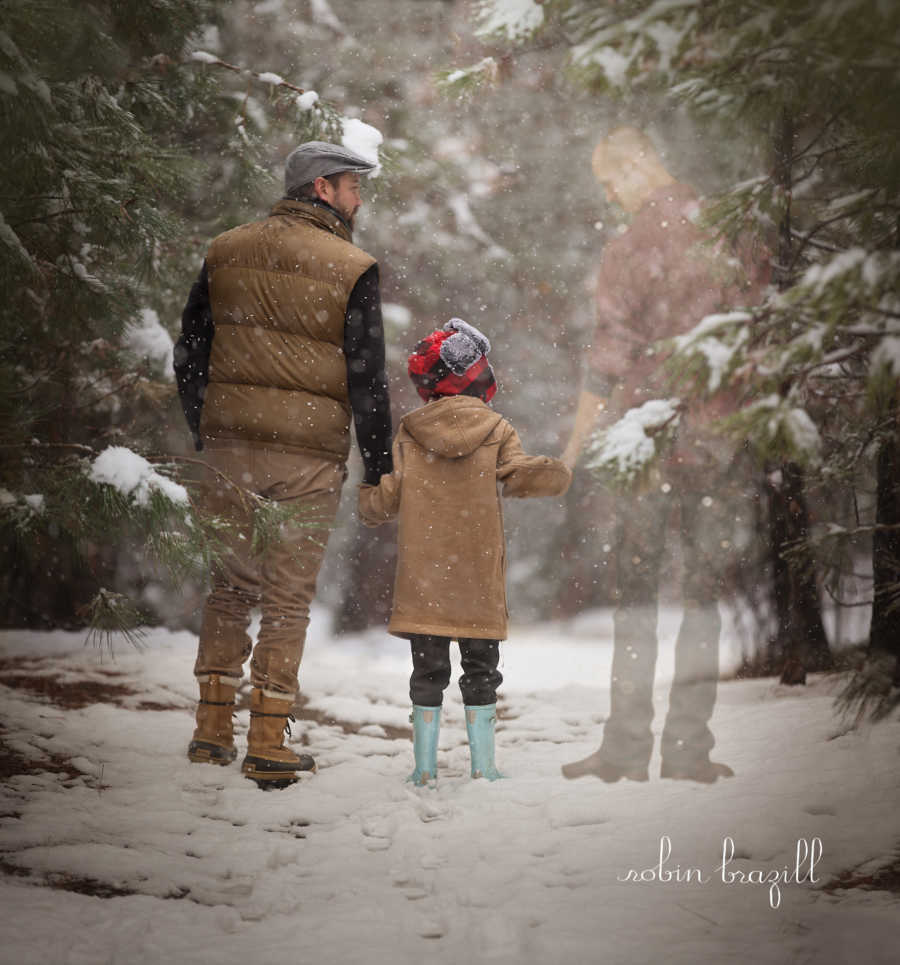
[174,261,393,485]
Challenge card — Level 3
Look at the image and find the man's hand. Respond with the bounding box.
[562,389,608,470]
[560,438,580,472]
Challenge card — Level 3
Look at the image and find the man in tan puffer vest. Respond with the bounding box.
[174,141,393,788]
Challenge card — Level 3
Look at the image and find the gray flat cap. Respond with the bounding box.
[284,141,376,195]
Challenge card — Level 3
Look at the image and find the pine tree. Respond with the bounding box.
[0,0,349,633]
[462,0,900,695]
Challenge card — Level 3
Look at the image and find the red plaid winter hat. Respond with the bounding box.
[407,318,497,403]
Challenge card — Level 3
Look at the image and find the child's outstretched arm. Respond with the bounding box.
[358,438,403,526]
[496,424,572,498]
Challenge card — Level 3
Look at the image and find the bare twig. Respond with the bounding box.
[10,208,95,230]
[0,441,95,454]
[186,53,308,95]
[789,228,844,255]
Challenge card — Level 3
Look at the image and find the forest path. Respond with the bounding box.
[0,626,898,965]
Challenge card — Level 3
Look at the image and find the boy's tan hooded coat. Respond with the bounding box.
[358,395,571,641]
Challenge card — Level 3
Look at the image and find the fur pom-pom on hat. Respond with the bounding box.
[408,318,497,403]
[439,318,491,375]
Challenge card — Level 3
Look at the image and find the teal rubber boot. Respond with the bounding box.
[465,704,505,781]
[408,705,441,785]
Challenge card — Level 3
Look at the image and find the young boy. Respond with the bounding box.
[358,319,571,784]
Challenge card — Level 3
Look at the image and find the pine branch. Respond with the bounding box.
[789,229,844,255]
[65,373,145,413]
[836,651,900,723]
[185,52,308,95]
[0,441,95,454]
[9,207,96,230]
[78,589,148,653]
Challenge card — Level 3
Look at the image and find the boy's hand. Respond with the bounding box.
[357,475,400,526]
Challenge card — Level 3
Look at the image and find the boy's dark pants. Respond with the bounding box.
[409,635,502,706]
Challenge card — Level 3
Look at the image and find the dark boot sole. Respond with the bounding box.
[241,753,317,788]
[248,777,299,791]
[188,740,237,765]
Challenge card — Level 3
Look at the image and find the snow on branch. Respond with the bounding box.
[89,447,188,507]
[668,311,752,393]
[188,50,308,96]
[476,0,545,42]
[871,336,900,378]
[567,0,699,89]
[123,308,173,377]
[0,488,46,528]
[436,57,501,98]
[729,395,823,466]
[188,51,384,172]
[798,248,899,298]
[586,399,683,485]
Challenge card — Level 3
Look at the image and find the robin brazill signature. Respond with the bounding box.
[617,835,823,909]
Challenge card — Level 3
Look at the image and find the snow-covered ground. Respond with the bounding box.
[0,606,897,965]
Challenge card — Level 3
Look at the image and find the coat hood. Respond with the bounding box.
[400,396,503,459]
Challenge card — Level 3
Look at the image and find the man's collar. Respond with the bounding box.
[270,197,354,242]
[305,197,354,234]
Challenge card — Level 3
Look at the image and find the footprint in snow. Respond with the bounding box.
[263,818,309,838]
[360,813,397,850]
[404,788,452,823]
[418,917,446,939]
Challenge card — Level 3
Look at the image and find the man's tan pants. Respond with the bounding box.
[193,442,344,696]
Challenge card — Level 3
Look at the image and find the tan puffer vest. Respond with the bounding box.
[201,200,376,461]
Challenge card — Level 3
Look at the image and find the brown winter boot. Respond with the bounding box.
[241,688,316,790]
[187,674,238,765]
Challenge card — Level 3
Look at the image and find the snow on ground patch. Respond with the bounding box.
[0,615,898,965]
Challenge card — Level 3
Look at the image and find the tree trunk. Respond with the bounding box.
[767,462,832,683]
[772,106,794,290]
[868,217,900,681]
[870,425,900,685]
[764,107,831,683]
